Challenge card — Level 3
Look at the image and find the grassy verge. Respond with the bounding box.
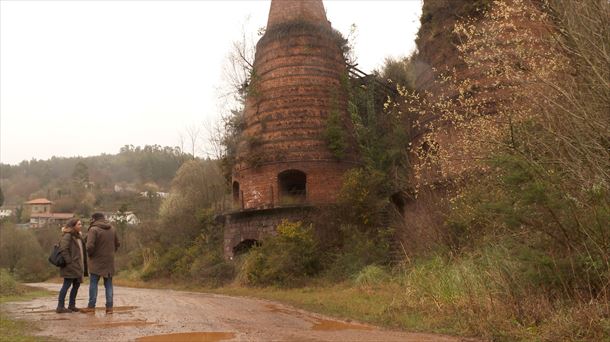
[0,269,55,342]
[113,271,467,336]
[206,282,437,332]
[114,253,609,342]
[0,287,54,304]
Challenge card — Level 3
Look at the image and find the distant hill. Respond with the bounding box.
[0,144,193,206]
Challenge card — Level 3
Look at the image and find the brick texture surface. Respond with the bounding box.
[232,0,356,209]
[224,0,357,258]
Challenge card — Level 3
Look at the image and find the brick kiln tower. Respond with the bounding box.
[224,0,358,257]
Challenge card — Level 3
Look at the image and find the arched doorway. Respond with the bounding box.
[390,192,406,217]
[232,239,260,256]
[278,169,306,204]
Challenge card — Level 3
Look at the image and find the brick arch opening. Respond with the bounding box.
[278,169,307,204]
[233,239,259,256]
[390,192,406,217]
[232,181,240,204]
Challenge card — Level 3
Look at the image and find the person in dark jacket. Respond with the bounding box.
[81,212,120,314]
[56,218,87,313]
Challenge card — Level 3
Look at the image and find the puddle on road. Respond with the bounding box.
[265,304,373,332]
[311,319,374,331]
[112,306,139,312]
[23,306,45,310]
[265,304,299,316]
[136,332,236,342]
[89,320,153,328]
[28,306,139,314]
[28,309,60,314]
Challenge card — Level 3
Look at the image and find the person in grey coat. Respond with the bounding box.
[56,218,87,313]
[81,212,120,314]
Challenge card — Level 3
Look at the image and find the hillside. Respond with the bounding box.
[0,145,192,214]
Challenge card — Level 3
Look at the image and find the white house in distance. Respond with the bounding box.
[104,211,141,225]
[114,183,138,193]
[0,207,13,218]
[24,198,74,228]
[139,191,169,199]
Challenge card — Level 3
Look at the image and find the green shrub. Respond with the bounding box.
[336,169,388,227]
[0,224,54,282]
[353,265,389,288]
[185,211,233,286]
[240,220,320,287]
[189,252,235,287]
[325,224,392,280]
[396,240,609,340]
[15,253,54,283]
[446,153,610,298]
[0,269,22,296]
[139,246,184,281]
[381,56,416,90]
[324,109,347,159]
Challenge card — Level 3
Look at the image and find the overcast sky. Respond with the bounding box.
[0,0,422,165]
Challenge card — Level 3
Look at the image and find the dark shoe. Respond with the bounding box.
[79,307,96,313]
[56,307,71,314]
[68,307,80,312]
[105,307,113,314]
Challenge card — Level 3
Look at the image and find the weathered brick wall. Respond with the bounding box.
[266,0,328,29]
[233,160,357,209]
[233,0,357,210]
[225,0,359,258]
[223,206,315,258]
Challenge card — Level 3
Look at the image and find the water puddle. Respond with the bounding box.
[265,304,373,332]
[23,306,45,310]
[89,320,153,328]
[265,304,298,315]
[28,305,139,314]
[311,319,374,331]
[111,306,139,312]
[28,309,59,314]
[136,332,236,342]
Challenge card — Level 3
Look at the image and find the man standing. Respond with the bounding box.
[81,212,120,314]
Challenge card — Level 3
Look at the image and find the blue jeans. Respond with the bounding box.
[57,278,80,309]
[88,273,113,308]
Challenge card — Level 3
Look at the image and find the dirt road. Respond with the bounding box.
[2,283,466,341]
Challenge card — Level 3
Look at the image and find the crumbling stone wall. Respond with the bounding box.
[223,206,315,258]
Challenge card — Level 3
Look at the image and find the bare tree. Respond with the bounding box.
[221,18,258,100]
[208,17,259,174]
[177,131,186,156]
[184,124,201,159]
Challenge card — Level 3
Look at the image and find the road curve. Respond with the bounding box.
[2,283,468,342]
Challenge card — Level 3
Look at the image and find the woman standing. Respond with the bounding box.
[56,218,88,313]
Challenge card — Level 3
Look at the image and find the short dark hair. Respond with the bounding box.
[91,212,105,221]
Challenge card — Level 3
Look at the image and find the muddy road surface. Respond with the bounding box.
[2,283,466,342]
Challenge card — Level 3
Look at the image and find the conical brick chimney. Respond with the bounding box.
[231,0,358,210]
[266,0,329,29]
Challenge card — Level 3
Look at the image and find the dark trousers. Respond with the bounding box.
[57,278,80,309]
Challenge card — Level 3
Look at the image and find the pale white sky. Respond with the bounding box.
[0,0,422,165]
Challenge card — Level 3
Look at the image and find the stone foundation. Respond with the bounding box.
[222,205,315,259]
